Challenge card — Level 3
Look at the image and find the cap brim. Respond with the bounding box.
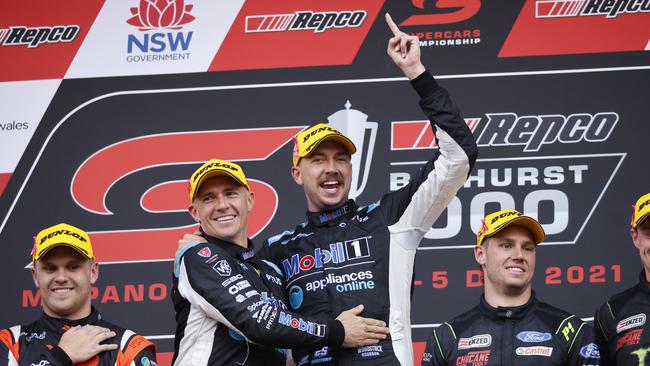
[303,134,356,158]
[494,216,546,245]
[634,212,650,228]
[34,242,93,261]
[192,170,248,200]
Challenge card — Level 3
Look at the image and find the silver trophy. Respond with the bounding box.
[327,101,378,200]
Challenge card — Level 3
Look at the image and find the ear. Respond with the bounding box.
[632,228,640,249]
[90,261,99,285]
[247,190,255,212]
[291,166,303,186]
[475,245,486,266]
[31,264,39,288]
[188,203,200,223]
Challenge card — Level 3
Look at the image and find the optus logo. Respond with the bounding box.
[127,0,195,31]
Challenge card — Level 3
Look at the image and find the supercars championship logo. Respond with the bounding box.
[400,0,482,48]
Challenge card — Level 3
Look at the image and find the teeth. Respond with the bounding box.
[216,215,235,222]
[322,181,339,186]
[53,288,72,293]
[507,267,524,272]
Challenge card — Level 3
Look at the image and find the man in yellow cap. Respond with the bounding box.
[421,209,600,365]
[178,14,478,365]
[0,223,156,366]
[173,159,389,366]
[594,192,650,365]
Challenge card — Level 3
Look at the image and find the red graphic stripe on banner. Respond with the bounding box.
[210,0,384,71]
[392,121,427,149]
[0,0,104,81]
[72,128,300,215]
[413,341,425,365]
[417,124,435,148]
[89,225,197,263]
[499,1,650,57]
[0,173,11,197]
[392,118,480,150]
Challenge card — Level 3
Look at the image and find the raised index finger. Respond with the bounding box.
[385,13,401,36]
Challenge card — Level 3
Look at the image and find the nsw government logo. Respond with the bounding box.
[126,0,195,63]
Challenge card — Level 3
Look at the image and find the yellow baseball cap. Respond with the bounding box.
[189,159,249,202]
[292,123,356,167]
[476,209,545,246]
[33,223,94,261]
[632,192,650,228]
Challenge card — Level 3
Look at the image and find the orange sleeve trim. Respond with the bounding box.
[117,335,155,366]
[0,329,19,362]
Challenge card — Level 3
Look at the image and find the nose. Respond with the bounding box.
[511,246,524,260]
[53,268,69,283]
[324,157,339,173]
[215,194,229,211]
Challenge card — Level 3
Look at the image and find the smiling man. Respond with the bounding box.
[172,159,389,366]
[594,192,650,365]
[0,223,156,366]
[421,209,600,365]
[177,14,478,365]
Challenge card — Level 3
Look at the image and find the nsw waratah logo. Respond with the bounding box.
[127,0,195,31]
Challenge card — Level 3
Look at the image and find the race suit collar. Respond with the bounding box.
[306,199,357,227]
[638,269,650,294]
[479,291,536,320]
[200,227,256,261]
[40,305,100,332]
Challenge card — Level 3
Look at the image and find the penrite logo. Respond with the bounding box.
[399,0,482,48]
[0,25,80,48]
[245,10,367,33]
[499,0,650,57]
[535,0,650,19]
[126,0,195,63]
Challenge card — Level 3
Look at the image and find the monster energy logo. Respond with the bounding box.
[631,346,650,365]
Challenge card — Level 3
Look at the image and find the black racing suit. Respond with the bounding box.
[0,307,156,366]
[172,232,345,366]
[261,70,478,365]
[422,293,600,366]
[594,270,650,365]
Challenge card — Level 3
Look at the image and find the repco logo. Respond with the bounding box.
[246,11,366,33]
[0,25,80,48]
[476,112,619,152]
[40,230,87,245]
[536,0,650,18]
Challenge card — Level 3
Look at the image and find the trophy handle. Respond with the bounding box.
[352,121,378,199]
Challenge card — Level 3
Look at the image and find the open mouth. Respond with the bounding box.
[215,215,236,223]
[52,287,73,294]
[320,180,341,194]
[506,266,525,274]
